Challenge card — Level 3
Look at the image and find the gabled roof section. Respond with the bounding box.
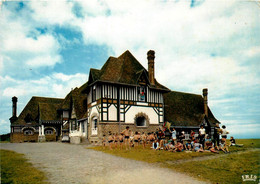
[88,68,101,84]
[12,97,63,125]
[61,82,88,119]
[136,69,150,85]
[89,50,169,90]
[164,91,220,127]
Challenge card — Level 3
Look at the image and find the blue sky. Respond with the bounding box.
[0,0,259,138]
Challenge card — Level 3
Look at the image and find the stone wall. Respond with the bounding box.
[45,134,56,142]
[11,133,38,143]
[88,122,159,145]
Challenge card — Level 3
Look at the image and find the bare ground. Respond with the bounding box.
[1,142,209,184]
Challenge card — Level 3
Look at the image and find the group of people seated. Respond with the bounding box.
[102,125,241,153]
[160,135,229,153]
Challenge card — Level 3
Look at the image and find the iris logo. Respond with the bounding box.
[242,174,257,182]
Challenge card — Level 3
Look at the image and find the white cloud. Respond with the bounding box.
[69,0,259,104]
[29,0,76,25]
[0,120,10,135]
[2,73,88,98]
[244,46,260,57]
[0,56,3,74]
[3,88,27,97]
[26,55,62,67]
[0,5,62,70]
[77,1,109,17]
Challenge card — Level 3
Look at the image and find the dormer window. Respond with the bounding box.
[63,111,69,119]
[138,86,146,102]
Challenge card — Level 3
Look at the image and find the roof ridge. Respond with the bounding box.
[169,90,201,97]
[32,96,64,100]
[90,68,101,71]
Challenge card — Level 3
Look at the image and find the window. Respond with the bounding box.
[138,86,146,102]
[135,116,146,127]
[45,129,53,135]
[92,85,96,102]
[91,117,98,135]
[63,111,69,118]
[82,122,85,133]
[24,129,34,135]
[93,118,97,129]
[71,120,76,131]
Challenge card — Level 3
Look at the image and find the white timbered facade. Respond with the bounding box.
[85,50,169,143]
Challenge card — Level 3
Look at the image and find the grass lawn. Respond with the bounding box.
[0,149,48,184]
[90,139,260,183]
[171,150,260,184]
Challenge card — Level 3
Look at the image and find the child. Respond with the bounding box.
[141,132,147,149]
[193,138,204,152]
[170,127,177,143]
[191,137,195,149]
[130,130,134,147]
[220,139,229,153]
[221,125,229,141]
[229,136,243,147]
[114,133,119,149]
[121,126,131,150]
[185,140,192,151]
[108,133,114,150]
[166,140,175,151]
[157,129,165,148]
[205,136,219,153]
[205,135,213,148]
[149,132,156,147]
[118,133,124,150]
[133,131,140,148]
[176,141,184,152]
[199,125,206,149]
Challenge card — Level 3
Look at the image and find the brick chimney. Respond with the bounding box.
[10,96,18,123]
[12,96,18,118]
[202,88,208,117]
[147,50,155,85]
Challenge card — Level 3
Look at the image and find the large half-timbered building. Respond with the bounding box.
[9,50,220,144]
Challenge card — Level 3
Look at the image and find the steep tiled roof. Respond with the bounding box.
[163,91,220,127]
[61,82,88,120]
[12,97,63,125]
[88,50,169,91]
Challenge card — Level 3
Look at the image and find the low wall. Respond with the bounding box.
[70,136,81,144]
[11,133,38,143]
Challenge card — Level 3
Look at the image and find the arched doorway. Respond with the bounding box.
[136,116,146,126]
[134,112,150,127]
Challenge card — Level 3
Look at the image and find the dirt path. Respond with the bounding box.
[166,148,259,165]
[1,142,208,184]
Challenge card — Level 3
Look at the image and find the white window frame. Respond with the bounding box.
[91,117,98,135]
